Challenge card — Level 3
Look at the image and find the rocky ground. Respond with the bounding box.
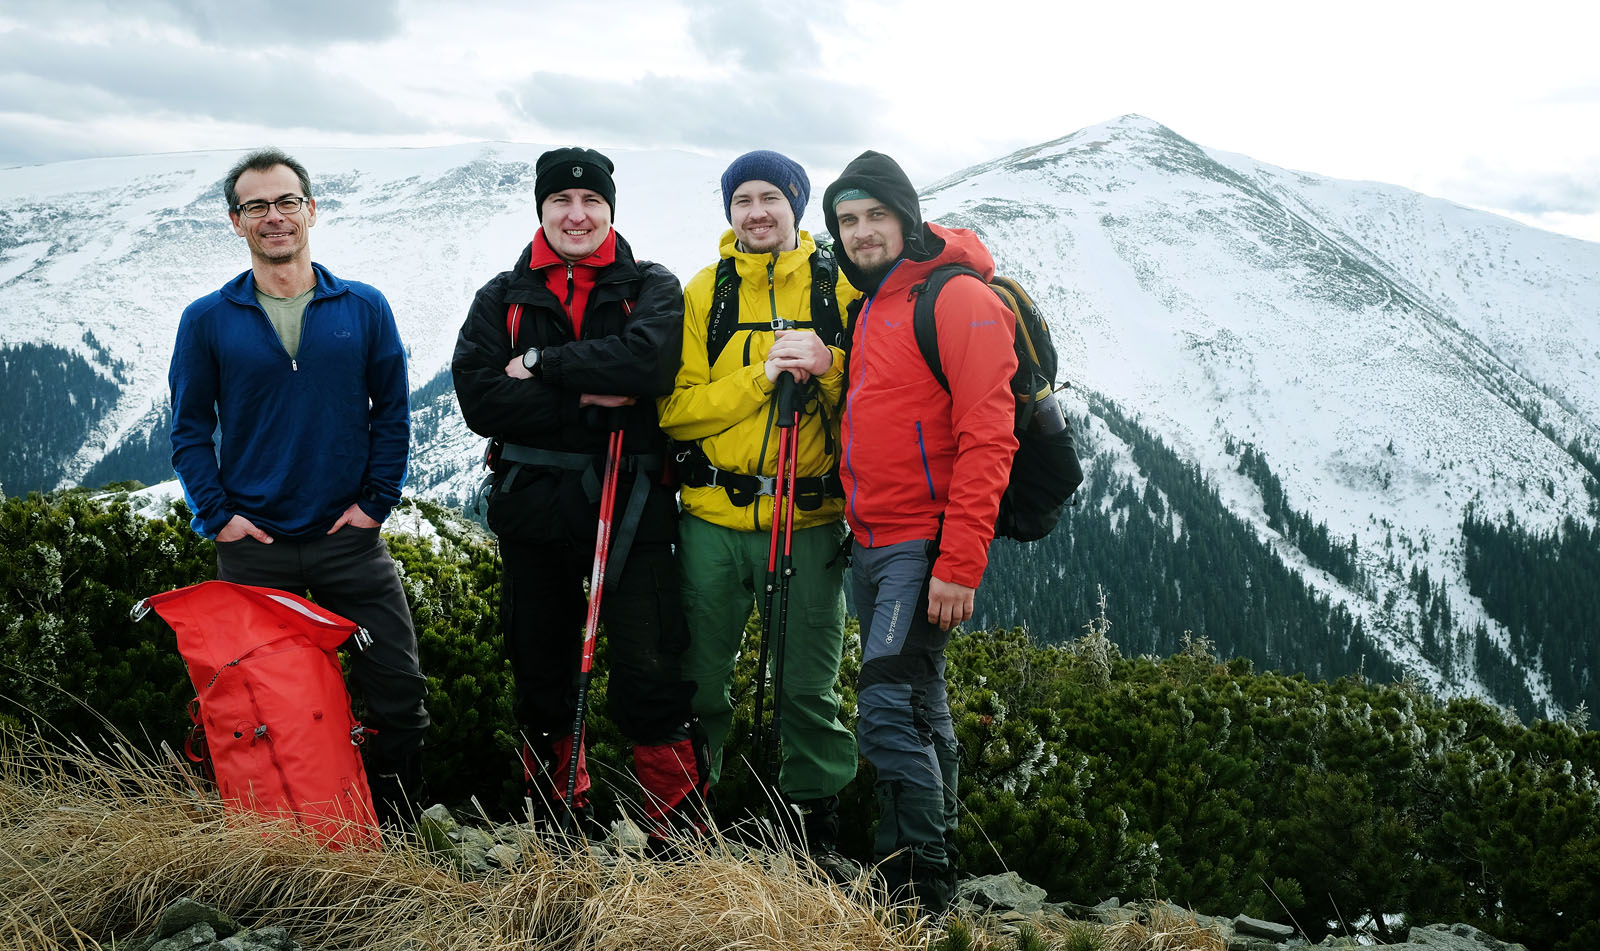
[228,803,1521,951]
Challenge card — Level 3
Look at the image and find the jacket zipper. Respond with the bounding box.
[253,292,306,372]
[843,295,873,544]
[915,421,936,501]
[565,263,576,308]
[766,260,778,326]
[291,295,309,373]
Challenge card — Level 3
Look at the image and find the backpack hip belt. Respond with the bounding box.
[495,442,663,578]
[678,449,841,511]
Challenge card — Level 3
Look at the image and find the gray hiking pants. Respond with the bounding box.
[851,538,959,877]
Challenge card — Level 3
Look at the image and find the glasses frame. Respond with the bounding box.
[233,196,311,218]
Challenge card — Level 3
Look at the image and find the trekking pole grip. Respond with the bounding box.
[776,373,799,427]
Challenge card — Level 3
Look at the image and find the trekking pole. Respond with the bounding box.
[565,427,624,829]
[752,373,800,789]
[768,375,802,787]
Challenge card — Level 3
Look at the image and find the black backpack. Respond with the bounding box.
[705,247,845,365]
[911,266,1084,542]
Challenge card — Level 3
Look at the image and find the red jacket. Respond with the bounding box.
[841,224,1018,589]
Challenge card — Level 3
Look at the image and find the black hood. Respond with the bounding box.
[823,150,941,294]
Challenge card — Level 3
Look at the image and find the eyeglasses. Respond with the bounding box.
[234,196,309,217]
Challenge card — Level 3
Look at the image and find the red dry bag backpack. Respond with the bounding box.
[136,580,380,848]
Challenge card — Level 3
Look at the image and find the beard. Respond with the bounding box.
[854,259,897,296]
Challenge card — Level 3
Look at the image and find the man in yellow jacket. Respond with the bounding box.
[658,150,858,876]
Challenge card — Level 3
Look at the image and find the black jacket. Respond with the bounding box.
[452,232,684,543]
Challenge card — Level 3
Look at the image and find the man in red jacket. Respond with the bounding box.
[823,151,1019,913]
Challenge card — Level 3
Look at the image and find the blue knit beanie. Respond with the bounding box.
[720,150,810,224]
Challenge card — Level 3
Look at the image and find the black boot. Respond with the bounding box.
[871,781,955,915]
[366,747,427,828]
[877,851,955,916]
[791,795,862,886]
[521,736,607,841]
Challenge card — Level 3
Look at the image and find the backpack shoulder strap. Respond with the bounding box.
[704,257,742,365]
[911,264,985,393]
[809,246,845,351]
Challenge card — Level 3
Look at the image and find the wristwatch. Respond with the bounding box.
[520,348,542,377]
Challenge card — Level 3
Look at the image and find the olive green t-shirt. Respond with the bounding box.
[255,286,314,360]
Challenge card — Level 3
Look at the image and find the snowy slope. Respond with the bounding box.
[919,116,1600,708]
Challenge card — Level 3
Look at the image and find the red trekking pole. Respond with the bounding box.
[752,374,801,785]
[565,427,624,829]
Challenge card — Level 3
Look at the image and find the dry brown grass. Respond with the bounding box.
[0,725,929,950]
[1098,902,1225,951]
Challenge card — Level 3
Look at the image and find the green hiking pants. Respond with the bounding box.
[678,514,857,801]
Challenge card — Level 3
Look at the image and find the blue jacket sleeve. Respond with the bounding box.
[357,291,410,522]
[168,300,233,537]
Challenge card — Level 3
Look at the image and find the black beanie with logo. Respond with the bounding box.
[535,147,617,217]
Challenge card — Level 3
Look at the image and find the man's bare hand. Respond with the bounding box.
[579,393,637,408]
[505,354,534,379]
[217,514,273,544]
[327,503,381,534]
[927,577,976,630]
[764,329,833,384]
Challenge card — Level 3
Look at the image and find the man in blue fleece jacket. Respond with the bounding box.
[169,148,430,825]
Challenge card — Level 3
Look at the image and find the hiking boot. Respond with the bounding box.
[791,795,863,886]
[521,735,609,841]
[633,721,712,840]
[876,852,956,917]
[366,747,428,828]
[871,781,956,916]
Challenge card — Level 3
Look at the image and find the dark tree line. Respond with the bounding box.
[976,397,1400,687]
[0,342,119,494]
[1229,438,1362,585]
[1463,507,1600,714]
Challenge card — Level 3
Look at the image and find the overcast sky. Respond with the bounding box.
[3,0,1598,240]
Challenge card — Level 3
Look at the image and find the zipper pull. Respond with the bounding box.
[291,358,298,372]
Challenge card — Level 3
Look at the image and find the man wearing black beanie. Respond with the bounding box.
[453,147,708,850]
[823,150,1020,914]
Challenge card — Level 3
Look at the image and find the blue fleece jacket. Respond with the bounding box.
[170,263,410,541]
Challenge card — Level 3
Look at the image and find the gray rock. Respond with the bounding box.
[955,871,1048,914]
[416,804,460,854]
[153,899,239,941]
[486,843,522,868]
[1234,914,1296,940]
[1225,938,1279,951]
[147,922,216,951]
[217,926,302,951]
[1406,922,1530,951]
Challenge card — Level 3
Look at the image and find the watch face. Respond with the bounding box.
[523,348,538,370]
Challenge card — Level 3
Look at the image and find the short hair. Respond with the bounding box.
[223,148,313,211]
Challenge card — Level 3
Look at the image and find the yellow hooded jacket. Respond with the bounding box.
[658,229,859,532]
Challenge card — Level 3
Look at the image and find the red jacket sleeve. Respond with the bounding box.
[931,276,1019,589]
